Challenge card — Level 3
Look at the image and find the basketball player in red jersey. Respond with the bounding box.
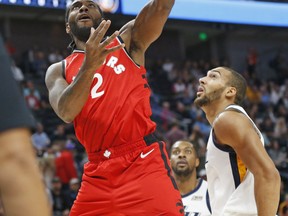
[45,0,184,215]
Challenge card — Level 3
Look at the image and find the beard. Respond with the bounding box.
[69,19,102,43]
[194,87,226,107]
[172,166,193,177]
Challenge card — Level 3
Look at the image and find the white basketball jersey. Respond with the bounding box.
[205,105,264,216]
[182,178,212,216]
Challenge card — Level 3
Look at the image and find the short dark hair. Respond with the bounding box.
[65,1,104,22]
[223,67,247,105]
[170,140,199,158]
[65,1,104,51]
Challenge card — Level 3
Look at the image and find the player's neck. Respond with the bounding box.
[175,173,198,195]
[75,40,86,51]
[203,101,232,125]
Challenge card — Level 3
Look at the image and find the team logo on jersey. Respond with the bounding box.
[95,0,119,13]
[191,195,203,201]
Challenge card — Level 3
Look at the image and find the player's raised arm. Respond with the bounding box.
[133,0,174,48]
[120,0,175,65]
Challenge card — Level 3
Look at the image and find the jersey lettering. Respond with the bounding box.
[114,64,125,74]
[184,206,200,216]
[91,73,104,99]
[106,56,118,68]
[106,56,126,74]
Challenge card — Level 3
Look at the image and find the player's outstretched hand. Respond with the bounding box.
[84,20,125,70]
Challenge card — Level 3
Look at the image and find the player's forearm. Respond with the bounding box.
[152,0,175,10]
[0,129,52,216]
[57,65,96,123]
[254,170,280,216]
[147,0,175,19]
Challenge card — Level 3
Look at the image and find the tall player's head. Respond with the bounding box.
[194,66,247,108]
[170,140,199,179]
[65,0,104,50]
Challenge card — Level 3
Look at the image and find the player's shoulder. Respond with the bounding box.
[46,61,63,75]
[45,61,64,83]
[213,107,253,144]
[214,108,247,130]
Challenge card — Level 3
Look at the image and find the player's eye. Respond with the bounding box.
[71,5,80,10]
[88,3,96,7]
[172,150,180,155]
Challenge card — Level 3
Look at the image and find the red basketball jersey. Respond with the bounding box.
[65,36,156,153]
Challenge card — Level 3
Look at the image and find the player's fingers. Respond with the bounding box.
[91,20,111,44]
[100,31,120,47]
[86,20,107,43]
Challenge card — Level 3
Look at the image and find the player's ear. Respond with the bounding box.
[195,158,200,168]
[226,86,236,98]
[66,23,71,34]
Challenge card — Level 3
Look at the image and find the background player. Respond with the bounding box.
[170,140,212,215]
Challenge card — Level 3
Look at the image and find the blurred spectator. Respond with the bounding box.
[259,83,271,106]
[246,47,258,78]
[269,82,282,105]
[4,37,16,57]
[190,61,203,81]
[25,89,41,110]
[10,59,25,83]
[165,120,188,152]
[48,48,63,64]
[32,122,51,156]
[53,140,78,192]
[50,177,70,216]
[283,91,288,110]
[40,146,56,190]
[51,124,67,142]
[66,178,80,209]
[269,50,288,83]
[173,77,186,100]
[273,117,288,141]
[162,58,175,81]
[259,115,275,143]
[186,78,197,100]
[174,101,191,119]
[23,80,41,99]
[188,124,207,174]
[246,82,261,104]
[32,50,48,79]
[159,101,176,131]
[193,113,211,139]
[180,89,194,106]
[267,139,287,170]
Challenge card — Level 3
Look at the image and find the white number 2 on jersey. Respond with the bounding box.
[91,73,104,99]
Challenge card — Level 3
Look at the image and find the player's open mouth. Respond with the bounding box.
[177,161,188,168]
[196,85,204,96]
[78,14,91,22]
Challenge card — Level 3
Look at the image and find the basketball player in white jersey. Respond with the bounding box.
[194,66,281,216]
[170,140,212,215]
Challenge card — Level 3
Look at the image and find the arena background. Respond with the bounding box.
[0,0,288,214]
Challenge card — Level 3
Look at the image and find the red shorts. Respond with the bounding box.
[69,134,184,215]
